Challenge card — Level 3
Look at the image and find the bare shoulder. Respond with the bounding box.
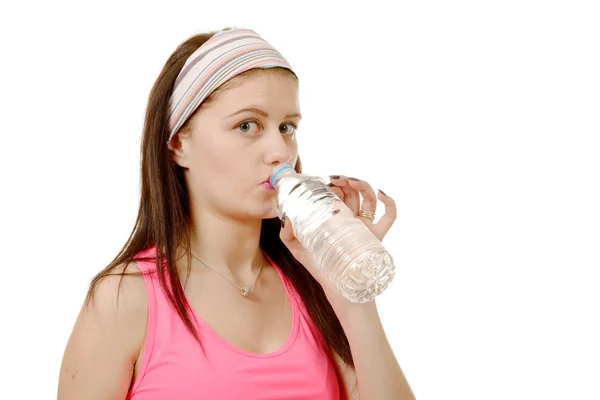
[57,261,148,400]
[82,261,148,345]
[87,261,148,318]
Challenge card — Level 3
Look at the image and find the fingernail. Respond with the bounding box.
[281,213,286,229]
[348,177,360,181]
[326,183,335,187]
[378,189,387,196]
[329,175,341,179]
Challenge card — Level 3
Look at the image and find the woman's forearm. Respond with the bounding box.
[326,288,416,400]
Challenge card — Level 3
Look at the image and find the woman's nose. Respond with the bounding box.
[263,130,292,165]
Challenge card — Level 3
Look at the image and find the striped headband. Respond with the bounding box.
[167,28,294,142]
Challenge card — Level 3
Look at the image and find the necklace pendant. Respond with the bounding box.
[240,287,250,297]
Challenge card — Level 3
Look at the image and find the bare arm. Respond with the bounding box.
[57,263,147,400]
[325,284,416,400]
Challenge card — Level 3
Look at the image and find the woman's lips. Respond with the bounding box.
[261,179,275,190]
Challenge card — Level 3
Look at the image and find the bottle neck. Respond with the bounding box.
[271,165,295,187]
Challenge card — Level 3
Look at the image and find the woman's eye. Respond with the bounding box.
[237,121,260,134]
[280,123,297,136]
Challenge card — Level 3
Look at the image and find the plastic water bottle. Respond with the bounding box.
[270,164,396,303]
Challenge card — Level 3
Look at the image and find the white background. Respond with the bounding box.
[1,0,598,399]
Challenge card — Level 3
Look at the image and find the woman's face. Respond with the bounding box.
[174,70,301,221]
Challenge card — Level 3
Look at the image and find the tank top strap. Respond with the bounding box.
[132,246,162,298]
[128,246,161,396]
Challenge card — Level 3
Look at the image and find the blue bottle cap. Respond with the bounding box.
[270,164,294,187]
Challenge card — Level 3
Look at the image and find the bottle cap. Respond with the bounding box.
[270,164,294,187]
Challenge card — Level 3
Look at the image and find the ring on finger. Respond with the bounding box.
[358,209,375,220]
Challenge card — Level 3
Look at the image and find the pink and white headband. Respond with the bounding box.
[167,28,295,142]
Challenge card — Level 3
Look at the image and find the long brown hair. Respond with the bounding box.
[85,29,354,370]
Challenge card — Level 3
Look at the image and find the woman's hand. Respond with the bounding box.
[279,175,397,289]
[324,175,397,241]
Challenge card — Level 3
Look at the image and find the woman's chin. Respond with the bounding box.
[262,196,279,217]
[244,201,277,221]
[261,208,279,220]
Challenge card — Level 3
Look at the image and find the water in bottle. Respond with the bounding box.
[270,164,396,303]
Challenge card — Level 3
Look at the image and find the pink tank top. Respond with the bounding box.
[127,246,340,400]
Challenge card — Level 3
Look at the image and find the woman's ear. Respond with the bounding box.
[168,132,190,169]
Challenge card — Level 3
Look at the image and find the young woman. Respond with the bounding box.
[57,27,415,400]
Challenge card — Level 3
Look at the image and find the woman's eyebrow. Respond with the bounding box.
[227,107,302,120]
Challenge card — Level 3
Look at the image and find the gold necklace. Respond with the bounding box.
[190,251,264,297]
